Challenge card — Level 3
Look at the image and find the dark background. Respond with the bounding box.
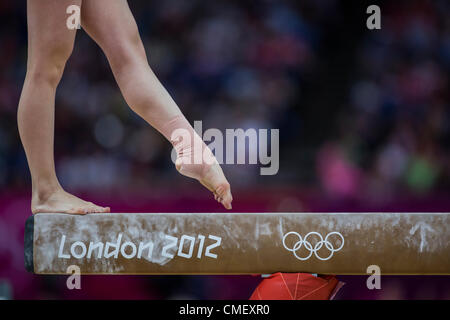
[0,0,449,299]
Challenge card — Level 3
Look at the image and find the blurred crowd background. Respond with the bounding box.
[0,0,449,300]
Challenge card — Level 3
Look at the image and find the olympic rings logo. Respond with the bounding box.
[282,231,345,261]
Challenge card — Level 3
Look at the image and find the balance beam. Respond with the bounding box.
[25,212,450,275]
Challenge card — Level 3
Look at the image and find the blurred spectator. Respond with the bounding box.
[317,0,449,200]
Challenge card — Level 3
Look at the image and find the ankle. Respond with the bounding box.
[32,182,62,202]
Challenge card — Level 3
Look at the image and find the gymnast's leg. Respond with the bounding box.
[18,0,109,214]
[81,0,233,209]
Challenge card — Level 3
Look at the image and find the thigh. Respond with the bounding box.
[27,0,81,63]
[81,0,143,55]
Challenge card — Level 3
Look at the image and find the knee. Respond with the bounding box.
[28,43,74,87]
[103,29,146,69]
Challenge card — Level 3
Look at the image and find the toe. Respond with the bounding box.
[86,205,97,213]
[216,183,233,210]
[95,206,110,213]
[90,206,100,213]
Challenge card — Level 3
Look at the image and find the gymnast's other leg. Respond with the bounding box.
[18,0,110,214]
[81,0,233,209]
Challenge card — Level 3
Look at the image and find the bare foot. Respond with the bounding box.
[32,189,110,215]
[176,160,233,210]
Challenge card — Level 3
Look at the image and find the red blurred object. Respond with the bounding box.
[249,273,343,300]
